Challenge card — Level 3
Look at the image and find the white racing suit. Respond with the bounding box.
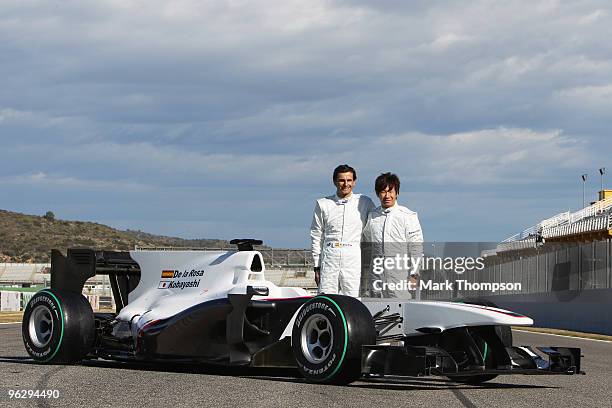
[362,203,424,298]
[310,193,375,296]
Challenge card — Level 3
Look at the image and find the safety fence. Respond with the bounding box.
[420,239,612,300]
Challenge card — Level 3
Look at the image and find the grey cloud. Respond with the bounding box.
[1,0,610,246]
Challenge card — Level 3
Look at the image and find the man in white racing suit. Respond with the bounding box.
[362,172,424,298]
[310,164,375,296]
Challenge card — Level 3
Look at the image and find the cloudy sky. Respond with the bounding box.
[1,0,611,247]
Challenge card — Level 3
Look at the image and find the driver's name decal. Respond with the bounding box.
[158,269,205,290]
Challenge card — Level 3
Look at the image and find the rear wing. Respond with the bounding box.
[50,248,141,313]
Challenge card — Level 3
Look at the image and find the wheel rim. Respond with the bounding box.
[300,313,334,364]
[29,304,54,348]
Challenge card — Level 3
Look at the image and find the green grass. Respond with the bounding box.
[0,286,44,292]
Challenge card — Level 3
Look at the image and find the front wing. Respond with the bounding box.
[362,344,583,378]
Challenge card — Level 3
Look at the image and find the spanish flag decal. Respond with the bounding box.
[161,270,174,279]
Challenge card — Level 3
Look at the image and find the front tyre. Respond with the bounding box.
[291,295,376,385]
[22,289,95,364]
[447,330,498,384]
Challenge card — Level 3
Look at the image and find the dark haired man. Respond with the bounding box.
[310,164,375,296]
[362,172,423,298]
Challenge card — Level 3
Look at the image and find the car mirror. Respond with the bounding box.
[247,285,269,296]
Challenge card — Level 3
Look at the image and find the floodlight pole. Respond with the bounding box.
[599,168,606,196]
[581,174,588,208]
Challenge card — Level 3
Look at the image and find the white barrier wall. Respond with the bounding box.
[0,291,22,311]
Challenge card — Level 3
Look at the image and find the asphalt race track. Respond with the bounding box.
[1,323,610,408]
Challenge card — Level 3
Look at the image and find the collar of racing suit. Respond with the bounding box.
[334,193,354,204]
[381,202,399,214]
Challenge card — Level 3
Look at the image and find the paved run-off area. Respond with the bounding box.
[1,324,610,408]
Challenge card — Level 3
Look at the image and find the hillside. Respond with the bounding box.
[0,209,229,263]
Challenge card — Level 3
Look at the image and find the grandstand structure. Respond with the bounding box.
[0,263,50,286]
[493,189,612,254]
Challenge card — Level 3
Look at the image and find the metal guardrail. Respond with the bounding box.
[423,238,612,302]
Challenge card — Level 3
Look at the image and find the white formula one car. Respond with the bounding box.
[22,240,583,385]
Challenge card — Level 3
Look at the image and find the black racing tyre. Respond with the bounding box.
[291,295,376,385]
[22,289,95,364]
[459,333,498,384]
[494,325,513,348]
[448,331,498,385]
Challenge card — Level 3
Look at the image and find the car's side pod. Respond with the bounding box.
[226,285,270,365]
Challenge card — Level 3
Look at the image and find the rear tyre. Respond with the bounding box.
[22,289,95,364]
[291,295,376,385]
